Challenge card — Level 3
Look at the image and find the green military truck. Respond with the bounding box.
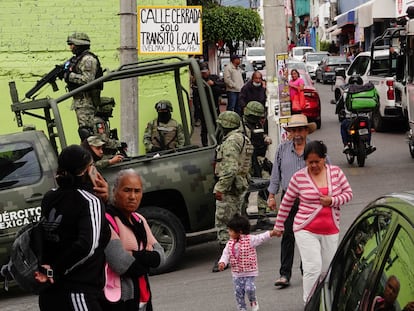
[0,57,219,276]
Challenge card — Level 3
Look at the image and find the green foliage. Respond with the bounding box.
[202,6,262,45]
[319,40,330,51]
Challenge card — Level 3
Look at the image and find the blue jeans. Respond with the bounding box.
[226,91,241,115]
[341,118,372,146]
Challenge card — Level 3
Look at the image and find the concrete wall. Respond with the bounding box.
[0,0,186,151]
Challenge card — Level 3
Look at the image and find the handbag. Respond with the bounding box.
[291,91,306,111]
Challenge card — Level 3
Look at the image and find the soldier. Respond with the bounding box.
[64,32,103,139]
[143,100,185,153]
[242,101,274,230]
[212,111,253,272]
[80,136,123,171]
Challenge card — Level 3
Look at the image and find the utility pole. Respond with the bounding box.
[119,0,138,155]
[263,0,287,158]
[263,0,287,81]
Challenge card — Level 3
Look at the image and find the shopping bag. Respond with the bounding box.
[291,91,306,111]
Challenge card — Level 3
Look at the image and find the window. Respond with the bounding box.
[369,220,414,311]
[0,142,41,189]
[328,210,392,310]
[347,55,370,76]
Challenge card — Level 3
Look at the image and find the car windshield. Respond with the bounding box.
[294,48,314,56]
[247,48,265,56]
[287,61,307,71]
[328,57,348,65]
[307,54,327,62]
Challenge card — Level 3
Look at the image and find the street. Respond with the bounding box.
[1,82,414,310]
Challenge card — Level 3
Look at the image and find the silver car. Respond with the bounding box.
[303,51,330,79]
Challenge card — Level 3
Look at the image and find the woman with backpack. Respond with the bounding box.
[102,169,164,311]
[35,145,111,311]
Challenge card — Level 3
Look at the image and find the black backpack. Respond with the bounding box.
[1,220,50,294]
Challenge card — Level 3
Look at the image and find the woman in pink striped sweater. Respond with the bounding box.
[273,140,353,304]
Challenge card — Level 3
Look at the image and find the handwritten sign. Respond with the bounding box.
[138,6,202,55]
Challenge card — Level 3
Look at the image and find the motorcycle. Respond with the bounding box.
[332,75,378,167]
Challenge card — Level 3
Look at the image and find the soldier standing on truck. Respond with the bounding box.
[64,32,103,139]
[143,100,185,153]
[212,111,253,272]
[241,101,274,230]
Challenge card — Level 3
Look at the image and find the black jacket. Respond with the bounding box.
[40,177,110,293]
[239,80,266,110]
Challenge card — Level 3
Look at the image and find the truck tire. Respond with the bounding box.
[372,109,384,132]
[139,206,186,275]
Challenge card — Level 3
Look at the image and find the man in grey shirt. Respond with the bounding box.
[224,54,244,115]
[267,114,317,288]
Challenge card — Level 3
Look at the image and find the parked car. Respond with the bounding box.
[315,56,350,84]
[288,68,321,129]
[303,51,330,79]
[305,190,414,311]
[244,47,266,68]
[290,46,315,61]
[286,59,308,72]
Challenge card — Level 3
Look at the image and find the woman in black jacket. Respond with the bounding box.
[35,145,111,311]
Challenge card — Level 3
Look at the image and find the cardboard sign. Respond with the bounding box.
[138,6,202,55]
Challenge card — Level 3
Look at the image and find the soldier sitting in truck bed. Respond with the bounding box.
[143,100,185,153]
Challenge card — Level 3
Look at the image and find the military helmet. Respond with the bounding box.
[67,32,91,46]
[244,101,265,117]
[217,111,240,129]
[155,100,173,112]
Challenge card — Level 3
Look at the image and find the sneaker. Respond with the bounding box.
[343,144,350,154]
[250,301,259,311]
[367,145,376,155]
[254,219,274,231]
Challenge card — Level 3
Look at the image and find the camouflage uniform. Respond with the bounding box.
[65,33,102,131]
[143,100,185,153]
[214,111,253,246]
[92,116,121,153]
[241,101,273,229]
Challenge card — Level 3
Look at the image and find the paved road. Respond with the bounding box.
[1,82,413,310]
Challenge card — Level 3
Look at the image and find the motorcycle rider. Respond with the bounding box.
[338,76,376,154]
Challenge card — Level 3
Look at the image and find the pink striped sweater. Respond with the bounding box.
[274,165,353,232]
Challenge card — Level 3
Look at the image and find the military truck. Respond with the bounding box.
[0,56,219,275]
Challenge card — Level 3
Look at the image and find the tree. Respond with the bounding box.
[202,6,263,56]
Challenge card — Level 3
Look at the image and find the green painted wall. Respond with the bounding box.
[0,0,186,152]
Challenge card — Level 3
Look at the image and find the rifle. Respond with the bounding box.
[25,63,66,99]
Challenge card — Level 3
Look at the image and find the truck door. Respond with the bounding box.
[0,132,57,265]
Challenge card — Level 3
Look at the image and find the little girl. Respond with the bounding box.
[218,214,277,311]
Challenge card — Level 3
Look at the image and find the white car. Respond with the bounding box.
[303,51,330,79]
[244,47,266,68]
[290,46,315,61]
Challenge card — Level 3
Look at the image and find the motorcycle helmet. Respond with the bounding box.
[349,75,363,85]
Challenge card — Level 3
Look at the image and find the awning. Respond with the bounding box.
[357,1,374,28]
[326,24,338,33]
[331,28,342,36]
[356,0,397,28]
[334,10,356,28]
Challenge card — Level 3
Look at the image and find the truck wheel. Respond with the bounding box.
[139,206,186,275]
[372,110,384,132]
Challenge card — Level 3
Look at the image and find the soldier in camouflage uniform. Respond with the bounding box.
[80,136,124,170]
[65,32,103,139]
[143,100,185,153]
[212,111,253,272]
[242,101,274,230]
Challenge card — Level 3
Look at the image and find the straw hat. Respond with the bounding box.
[283,114,316,134]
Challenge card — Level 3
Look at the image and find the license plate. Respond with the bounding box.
[359,128,369,135]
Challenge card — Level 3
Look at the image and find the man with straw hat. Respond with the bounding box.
[267,114,318,288]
